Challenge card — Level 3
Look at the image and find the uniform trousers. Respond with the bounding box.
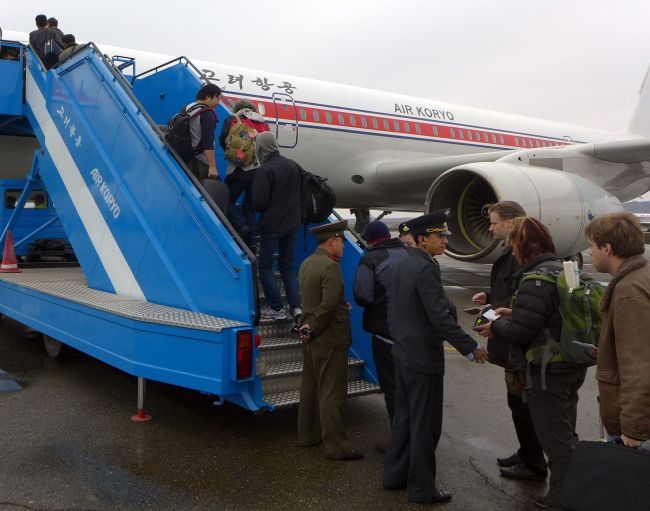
[383,359,443,503]
[297,341,351,459]
[506,370,547,473]
[526,368,587,506]
[372,335,396,423]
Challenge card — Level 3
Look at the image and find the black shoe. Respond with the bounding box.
[330,449,364,460]
[411,488,452,504]
[497,452,522,467]
[500,464,547,481]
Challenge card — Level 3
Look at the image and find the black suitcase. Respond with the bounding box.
[561,440,650,511]
[200,177,229,213]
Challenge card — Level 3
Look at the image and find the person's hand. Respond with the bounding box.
[622,434,643,448]
[472,292,487,306]
[476,322,492,337]
[208,166,218,178]
[494,307,512,320]
[472,346,488,363]
[299,323,311,343]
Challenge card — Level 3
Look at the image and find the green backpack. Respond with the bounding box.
[224,113,258,167]
[515,268,605,390]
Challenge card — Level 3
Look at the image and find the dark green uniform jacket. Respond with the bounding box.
[299,248,352,351]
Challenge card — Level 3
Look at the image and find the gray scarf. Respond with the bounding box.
[600,254,647,311]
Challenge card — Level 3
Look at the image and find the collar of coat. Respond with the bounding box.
[315,247,340,263]
[600,254,647,311]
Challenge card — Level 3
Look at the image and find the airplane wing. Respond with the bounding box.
[581,138,650,163]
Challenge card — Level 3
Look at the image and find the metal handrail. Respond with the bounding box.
[331,210,367,249]
[25,42,261,324]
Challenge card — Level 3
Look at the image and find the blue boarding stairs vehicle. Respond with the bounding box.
[0,40,379,412]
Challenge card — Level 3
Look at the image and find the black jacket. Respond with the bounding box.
[491,252,575,373]
[486,246,522,367]
[353,238,411,339]
[388,248,477,375]
[251,152,301,233]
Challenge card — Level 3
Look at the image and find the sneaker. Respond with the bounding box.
[499,464,547,481]
[260,306,287,320]
[291,307,302,324]
[497,452,522,467]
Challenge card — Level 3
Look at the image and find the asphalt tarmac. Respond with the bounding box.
[0,254,610,511]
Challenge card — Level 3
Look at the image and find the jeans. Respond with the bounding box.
[258,228,301,310]
[226,170,256,249]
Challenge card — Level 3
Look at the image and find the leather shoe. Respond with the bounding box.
[496,452,522,467]
[500,464,547,481]
[331,449,364,461]
[411,488,452,504]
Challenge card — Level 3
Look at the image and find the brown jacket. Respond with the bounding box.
[298,248,352,351]
[597,255,650,441]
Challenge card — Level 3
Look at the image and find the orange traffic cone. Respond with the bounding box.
[0,230,22,273]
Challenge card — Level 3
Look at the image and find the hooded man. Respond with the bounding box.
[252,132,302,322]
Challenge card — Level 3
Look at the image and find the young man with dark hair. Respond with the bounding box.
[46,18,64,41]
[473,201,547,481]
[30,14,62,60]
[185,83,222,180]
[586,212,650,449]
[58,34,80,62]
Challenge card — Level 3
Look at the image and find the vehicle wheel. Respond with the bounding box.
[43,334,67,358]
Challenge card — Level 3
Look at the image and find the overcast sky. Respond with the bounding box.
[4,0,650,199]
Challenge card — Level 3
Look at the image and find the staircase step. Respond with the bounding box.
[258,336,302,364]
[264,379,381,409]
[262,357,365,395]
[257,318,294,338]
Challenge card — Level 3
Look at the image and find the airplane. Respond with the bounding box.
[3,29,649,264]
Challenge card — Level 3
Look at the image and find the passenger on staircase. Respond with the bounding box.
[46,18,64,42]
[58,34,81,62]
[219,100,270,250]
[353,220,411,447]
[252,132,302,322]
[297,220,363,461]
[186,83,222,181]
[29,14,63,66]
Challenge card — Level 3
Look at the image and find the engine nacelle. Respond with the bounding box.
[425,162,622,262]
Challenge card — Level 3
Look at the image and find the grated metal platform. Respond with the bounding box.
[264,379,381,408]
[0,268,246,332]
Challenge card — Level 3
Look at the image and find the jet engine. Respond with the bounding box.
[424,162,622,263]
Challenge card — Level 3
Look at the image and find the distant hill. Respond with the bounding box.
[624,201,650,214]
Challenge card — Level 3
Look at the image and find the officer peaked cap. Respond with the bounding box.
[404,209,452,238]
[310,219,348,241]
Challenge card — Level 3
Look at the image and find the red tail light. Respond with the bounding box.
[254,334,261,348]
[236,330,253,380]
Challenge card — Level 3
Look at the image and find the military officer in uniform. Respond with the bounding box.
[383,210,488,504]
[297,220,363,460]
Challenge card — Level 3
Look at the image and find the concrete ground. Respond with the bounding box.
[0,255,609,511]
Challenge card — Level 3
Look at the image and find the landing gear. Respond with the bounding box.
[43,334,67,358]
[350,208,370,234]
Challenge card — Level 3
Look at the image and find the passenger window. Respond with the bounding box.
[433,126,439,136]
[257,103,266,116]
[361,117,368,128]
[514,137,519,146]
[476,132,481,141]
[415,123,421,134]
[498,135,504,145]
[458,130,464,139]
[313,110,320,122]
[491,134,497,144]
[350,115,357,127]
[326,112,333,123]
[383,119,389,130]
[393,120,400,132]
[5,190,48,209]
[466,131,472,141]
[450,128,456,138]
[404,122,410,133]
[299,108,307,121]
[338,113,345,124]
[372,118,379,129]
[483,133,489,143]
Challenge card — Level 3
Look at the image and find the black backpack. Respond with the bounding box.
[166,104,216,162]
[298,164,336,225]
[43,30,62,59]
